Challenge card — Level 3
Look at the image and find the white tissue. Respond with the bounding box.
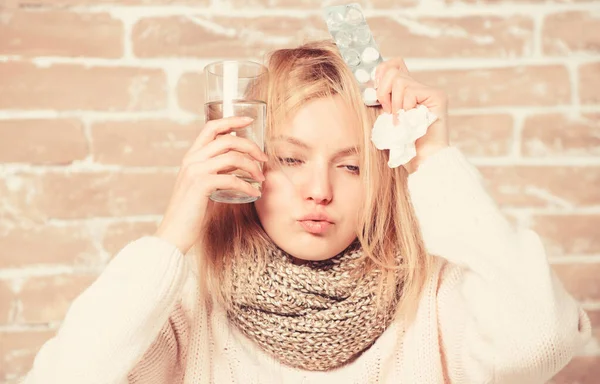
[371,105,438,168]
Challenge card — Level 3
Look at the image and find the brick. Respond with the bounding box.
[18,274,97,323]
[11,0,411,5]
[103,221,159,255]
[11,0,210,6]
[0,223,98,268]
[445,0,589,3]
[579,63,600,105]
[0,281,15,325]
[132,15,330,58]
[0,173,43,224]
[413,66,570,108]
[0,119,88,164]
[586,308,600,341]
[522,113,600,157]
[548,356,600,384]
[543,11,600,56]
[449,114,513,156]
[371,16,533,59]
[228,0,417,7]
[0,171,176,220]
[0,62,167,111]
[551,264,600,302]
[91,120,200,166]
[0,10,123,58]
[177,72,205,115]
[531,215,600,257]
[133,14,534,59]
[0,330,55,382]
[478,166,600,208]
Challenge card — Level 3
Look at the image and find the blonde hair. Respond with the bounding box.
[196,40,434,325]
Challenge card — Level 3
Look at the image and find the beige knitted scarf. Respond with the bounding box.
[227,241,402,371]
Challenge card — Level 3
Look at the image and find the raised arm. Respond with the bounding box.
[408,147,592,384]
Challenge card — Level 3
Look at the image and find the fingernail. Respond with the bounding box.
[242,117,254,122]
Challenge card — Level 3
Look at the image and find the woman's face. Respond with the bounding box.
[254,95,364,262]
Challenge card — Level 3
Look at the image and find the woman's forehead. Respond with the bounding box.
[272,96,360,141]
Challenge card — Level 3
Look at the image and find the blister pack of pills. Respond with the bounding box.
[322,3,382,106]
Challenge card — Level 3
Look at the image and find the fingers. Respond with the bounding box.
[382,71,421,114]
[179,151,264,197]
[180,162,261,198]
[375,57,418,114]
[175,116,267,200]
[381,71,433,117]
[186,133,268,166]
[374,58,409,86]
[391,76,408,115]
[188,116,254,154]
[376,67,400,113]
[402,88,419,111]
[204,151,265,184]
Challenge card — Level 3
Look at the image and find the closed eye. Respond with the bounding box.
[278,157,303,166]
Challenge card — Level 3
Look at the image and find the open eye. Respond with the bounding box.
[343,165,360,174]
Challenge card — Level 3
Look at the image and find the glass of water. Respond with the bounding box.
[204,60,268,204]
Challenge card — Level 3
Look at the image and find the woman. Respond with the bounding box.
[23,40,591,384]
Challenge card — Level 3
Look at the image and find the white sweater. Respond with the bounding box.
[22,147,591,384]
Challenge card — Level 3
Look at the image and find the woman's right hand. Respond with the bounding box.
[155,116,268,254]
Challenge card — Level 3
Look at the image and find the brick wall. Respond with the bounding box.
[0,0,599,382]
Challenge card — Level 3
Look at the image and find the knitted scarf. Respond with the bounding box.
[226,242,402,371]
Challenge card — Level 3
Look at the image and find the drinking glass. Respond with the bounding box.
[204,60,268,204]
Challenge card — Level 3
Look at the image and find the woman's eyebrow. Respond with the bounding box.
[329,147,358,162]
[272,135,310,150]
[272,135,359,160]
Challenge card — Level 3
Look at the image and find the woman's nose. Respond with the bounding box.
[301,165,333,204]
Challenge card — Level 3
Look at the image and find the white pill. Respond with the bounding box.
[354,68,370,84]
[363,87,378,103]
[361,47,380,63]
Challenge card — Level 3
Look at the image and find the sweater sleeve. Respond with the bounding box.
[22,236,189,384]
[407,147,592,384]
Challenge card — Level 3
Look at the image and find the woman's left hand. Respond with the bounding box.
[374,58,450,173]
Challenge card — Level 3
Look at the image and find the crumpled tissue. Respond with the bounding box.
[371,105,438,168]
